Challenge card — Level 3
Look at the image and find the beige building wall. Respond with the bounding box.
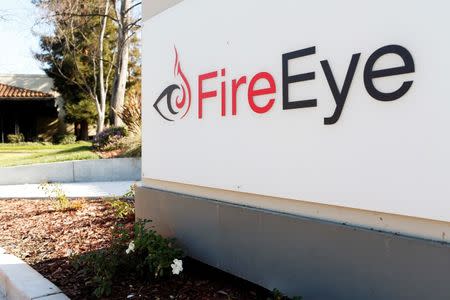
[0,74,67,136]
[0,74,55,94]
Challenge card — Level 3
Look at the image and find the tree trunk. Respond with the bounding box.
[96,0,110,134]
[97,112,105,133]
[74,122,80,140]
[80,120,89,140]
[110,0,131,126]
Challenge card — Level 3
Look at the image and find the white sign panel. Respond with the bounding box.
[143,0,450,222]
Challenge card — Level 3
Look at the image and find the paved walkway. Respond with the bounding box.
[0,181,138,199]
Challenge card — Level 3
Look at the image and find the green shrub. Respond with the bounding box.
[7,133,24,143]
[119,131,141,158]
[123,183,137,199]
[54,134,77,145]
[74,220,183,298]
[93,126,128,151]
[39,183,82,211]
[73,225,130,297]
[118,93,141,134]
[131,220,183,279]
[116,94,142,158]
[108,198,134,219]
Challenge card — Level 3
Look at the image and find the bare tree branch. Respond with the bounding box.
[125,1,141,15]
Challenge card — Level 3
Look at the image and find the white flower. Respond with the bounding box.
[171,258,183,275]
[125,241,135,254]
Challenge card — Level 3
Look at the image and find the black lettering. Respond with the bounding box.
[282,47,317,110]
[321,53,361,125]
[364,45,415,101]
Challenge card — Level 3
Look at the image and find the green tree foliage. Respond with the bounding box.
[127,34,142,98]
[34,0,117,136]
[34,0,142,137]
[65,99,97,140]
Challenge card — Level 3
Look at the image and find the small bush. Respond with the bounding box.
[118,93,141,134]
[117,94,142,158]
[54,134,77,145]
[123,183,137,199]
[108,198,134,220]
[39,183,82,211]
[73,225,130,297]
[132,220,184,278]
[93,126,128,151]
[74,220,183,298]
[119,131,141,158]
[7,133,24,143]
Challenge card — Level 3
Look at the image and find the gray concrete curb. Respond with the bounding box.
[0,158,141,185]
[0,248,69,300]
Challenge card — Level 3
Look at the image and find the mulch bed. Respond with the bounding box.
[0,199,272,300]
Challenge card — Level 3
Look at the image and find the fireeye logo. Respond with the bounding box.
[154,44,415,124]
[153,47,192,121]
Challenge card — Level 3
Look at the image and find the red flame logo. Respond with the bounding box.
[154,47,192,121]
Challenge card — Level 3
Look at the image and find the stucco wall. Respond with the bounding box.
[0,74,67,137]
[0,74,56,95]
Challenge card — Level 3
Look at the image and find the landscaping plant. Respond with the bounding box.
[53,134,77,145]
[118,92,141,135]
[107,184,137,219]
[39,183,82,211]
[108,198,134,220]
[118,93,142,157]
[6,133,25,143]
[92,126,128,152]
[74,220,184,298]
[123,183,137,199]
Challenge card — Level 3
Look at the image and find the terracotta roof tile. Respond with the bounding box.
[0,83,54,99]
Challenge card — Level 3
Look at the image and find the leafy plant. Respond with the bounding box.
[39,183,81,211]
[73,220,183,298]
[118,93,141,134]
[131,220,183,279]
[119,130,141,158]
[108,198,134,219]
[73,224,130,297]
[123,183,137,199]
[116,93,142,157]
[92,126,128,151]
[7,133,25,143]
[53,134,77,145]
[106,184,136,219]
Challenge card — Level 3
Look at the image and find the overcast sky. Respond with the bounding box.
[0,0,44,74]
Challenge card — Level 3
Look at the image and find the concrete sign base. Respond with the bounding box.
[136,186,450,300]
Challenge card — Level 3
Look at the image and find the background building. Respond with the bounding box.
[0,74,65,142]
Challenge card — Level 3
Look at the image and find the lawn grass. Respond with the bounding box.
[0,142,100,167]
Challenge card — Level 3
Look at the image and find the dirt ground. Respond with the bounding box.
[0,199,273,300]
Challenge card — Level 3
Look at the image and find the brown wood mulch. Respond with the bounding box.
[0,199,272,300]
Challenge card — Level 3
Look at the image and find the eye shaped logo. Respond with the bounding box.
[154,47,192,121]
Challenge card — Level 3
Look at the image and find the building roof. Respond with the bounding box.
[0,83,54,100]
